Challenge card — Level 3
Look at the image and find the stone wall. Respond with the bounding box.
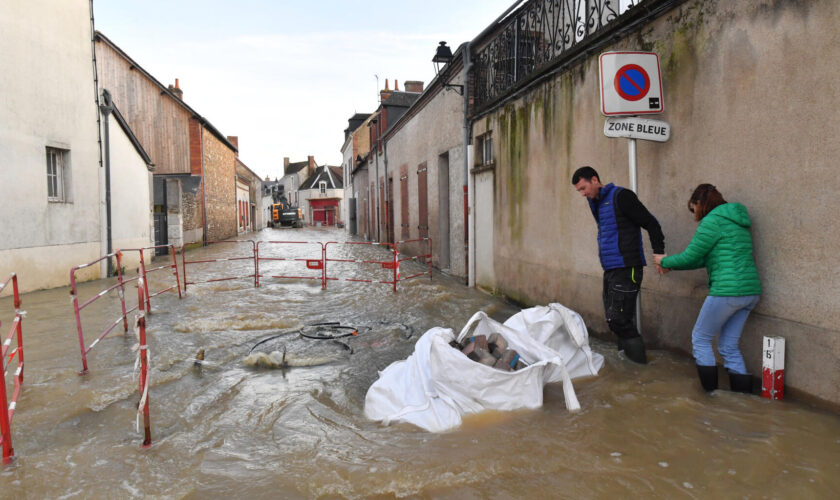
[202,133,237,242]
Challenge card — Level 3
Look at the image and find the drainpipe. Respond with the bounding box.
[200,123,208,245]
[99,90,114,276]
[374,118,381,241]
[383,138,389,242]
[462,42,475,287]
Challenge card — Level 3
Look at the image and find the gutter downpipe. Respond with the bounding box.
[384,138,389,243]
[374,119,381,242]
[466,0,527,288]
[90,0,109,277]
[462,43,474,288]
[99,90,114,277]
[200,123,208,246]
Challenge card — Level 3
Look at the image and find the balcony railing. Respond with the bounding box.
[470,0,683,115]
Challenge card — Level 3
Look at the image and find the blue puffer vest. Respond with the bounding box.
[588,183,646,271]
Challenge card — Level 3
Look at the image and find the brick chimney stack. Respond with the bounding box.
[168,78,183,100]
[404,80,424,93]
[395,79,399,91]
[226,136,239,155]
[380,77,394,102]
[308,155,315,176]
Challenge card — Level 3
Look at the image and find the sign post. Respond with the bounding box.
[600,51,667,336]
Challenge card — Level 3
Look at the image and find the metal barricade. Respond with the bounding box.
[324,241,399,292]
[135,277,152,448]
[0,273,24,464]
[181,240,257,292]
[121,245,181,312]
[70,252,130,374]
[395,237,433,281]
[256,241,326,289]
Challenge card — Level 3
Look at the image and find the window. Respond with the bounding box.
[477,132,493,167]
[46,147,70,202]
[319,181,327,194]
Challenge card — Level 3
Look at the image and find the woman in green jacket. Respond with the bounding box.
[653,184,761,394]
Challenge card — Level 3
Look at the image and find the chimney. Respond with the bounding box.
[404,80,424,93]
[380,78,393,102]
[395,80,399,91]
[227,136,239,155]
[284,157,290,169]
[265,175,270,181]
[168,78,183,100]
[308,155,315,176]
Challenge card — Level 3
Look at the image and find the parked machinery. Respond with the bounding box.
[267,185,304,228]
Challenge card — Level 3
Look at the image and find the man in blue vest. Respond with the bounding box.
[572,166,665,364]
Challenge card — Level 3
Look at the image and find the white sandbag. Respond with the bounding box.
[364,304,604,432]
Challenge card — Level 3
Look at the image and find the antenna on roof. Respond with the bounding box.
[375,74,380,104]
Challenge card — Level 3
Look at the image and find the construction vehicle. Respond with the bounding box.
[269,196,304,228]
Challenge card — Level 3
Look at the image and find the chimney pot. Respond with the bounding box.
[395,80,399,91]
[175,78,180,89]
[385,79,389,91]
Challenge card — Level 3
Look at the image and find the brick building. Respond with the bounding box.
[95,32,238,248]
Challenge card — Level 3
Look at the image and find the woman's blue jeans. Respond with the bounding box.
[692,295,760,374]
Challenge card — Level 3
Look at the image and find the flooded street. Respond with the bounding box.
[1,227,839,498]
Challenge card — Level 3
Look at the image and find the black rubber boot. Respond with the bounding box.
[618,337,647,364]
[729,372,753,394]
[696,365,719,392]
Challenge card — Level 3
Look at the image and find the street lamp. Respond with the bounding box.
[433,41,464,95]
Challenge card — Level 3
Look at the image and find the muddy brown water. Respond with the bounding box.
[1,227,838,498]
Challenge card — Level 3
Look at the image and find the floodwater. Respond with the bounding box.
[1,227,839,498]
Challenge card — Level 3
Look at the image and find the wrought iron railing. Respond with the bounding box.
[471,0,676,114]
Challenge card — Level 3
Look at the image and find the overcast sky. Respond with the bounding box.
[93,0,518,180]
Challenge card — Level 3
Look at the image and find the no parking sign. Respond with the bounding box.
[600,52,664,116]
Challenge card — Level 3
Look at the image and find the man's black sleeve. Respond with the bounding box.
[617,189,665,254]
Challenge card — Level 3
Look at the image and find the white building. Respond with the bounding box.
[0,0,153,292]
[299,166,344,226]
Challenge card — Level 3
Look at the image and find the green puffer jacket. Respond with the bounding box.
[660,203,761,296]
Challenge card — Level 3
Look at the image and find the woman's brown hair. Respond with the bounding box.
[688,184,726,220]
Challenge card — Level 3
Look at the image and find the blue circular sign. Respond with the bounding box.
[614,64,650,102]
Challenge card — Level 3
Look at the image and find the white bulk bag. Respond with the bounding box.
[364,304,604,432]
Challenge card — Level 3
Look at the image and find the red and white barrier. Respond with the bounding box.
[121,245,182,312]
[0,273,24,464]
[761,336,785,400]
[181,240,257,292]
[70,252,130,374]
[323,241,398,292]
[135,277,152,447]
[395,237,433,282]
[256,241,327,289]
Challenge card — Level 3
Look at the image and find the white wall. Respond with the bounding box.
[104,112,154,273]
[0,0,103,291]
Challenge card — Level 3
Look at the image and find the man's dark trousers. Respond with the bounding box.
[602,266,643,340]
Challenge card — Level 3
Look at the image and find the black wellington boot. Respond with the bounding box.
[729,372,753,394]
[619,337,647,364]
[696,365,719,392]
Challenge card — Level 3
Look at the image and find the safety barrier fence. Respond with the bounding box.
[181,240,257,292]
[395,238,433,281]
[0,274,24,464]
[70,252,129,374]
[121,245,182,312]
[135,277,152,447]
[256,241,326,289]
[184,239,434,292]
[324,241,399,292]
